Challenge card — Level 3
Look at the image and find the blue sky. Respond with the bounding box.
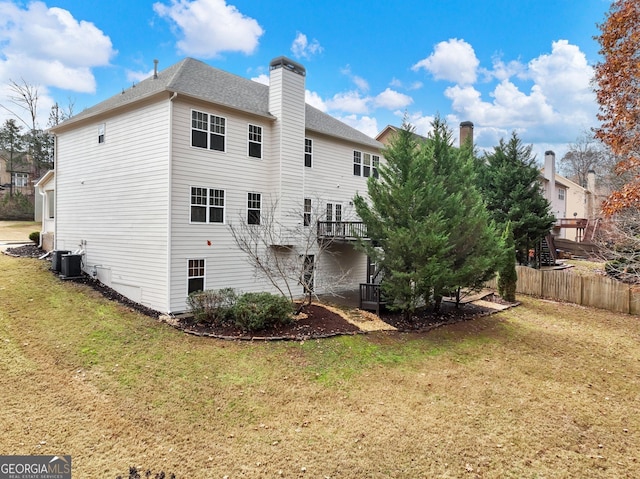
[0,0,610,161]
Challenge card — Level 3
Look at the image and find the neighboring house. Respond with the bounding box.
[49,56,383,314]
[0,151,33,197]
[376,121,474,148]
[541,151,602,242]
[35,170,55,251]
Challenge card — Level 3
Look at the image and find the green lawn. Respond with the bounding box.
[1,253,639,478]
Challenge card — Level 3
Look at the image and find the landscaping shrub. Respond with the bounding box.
[232,292,294,332]
[186,288,237,326]
[29,231,40,244]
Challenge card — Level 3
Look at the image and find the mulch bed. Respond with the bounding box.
[5,244,507,340]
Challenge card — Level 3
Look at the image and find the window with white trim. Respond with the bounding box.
[98,123,105,144]
[354,150,380,178]
[188,259,205,294]
[248,124,262,158]
[353,151,362,176]
[305,138,312,167]
[558,188,565,201]
[12,172,28,187]
[247,192,261,225]
[191,110,226,151]
[304,198,312,226]
[190,187,225,223]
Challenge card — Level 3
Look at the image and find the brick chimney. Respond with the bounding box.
[459,121,474,147]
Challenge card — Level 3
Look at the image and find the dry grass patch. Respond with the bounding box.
[0,220,39,242]
[1,254,640,478]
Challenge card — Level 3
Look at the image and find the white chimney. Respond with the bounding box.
[544,150,556,215]
[268,56,306,224]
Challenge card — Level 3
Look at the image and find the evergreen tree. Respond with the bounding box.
[497,221,517,302]
[354,120,450,318]
[478,133,555,264]
[424,118,500,310]
[354,117,499,317]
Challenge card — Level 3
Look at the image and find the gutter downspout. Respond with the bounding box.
[53,135,58,251]
[37,183,46,249]
[166,92,178,314]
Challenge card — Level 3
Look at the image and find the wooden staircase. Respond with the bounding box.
[539,234,558,267]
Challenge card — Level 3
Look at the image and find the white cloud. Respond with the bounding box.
[326,90,371,114]
[526,40,594,113]
[340,65,369,92]
[290,32,323,59]
[127,68,156,84]
[374,88,413,110]
[412,38,479,85]
[434,39,596,157]
[335,114,379,138]
[251,73,269,86]
[305,90,327,112]
[153,0,263,58]
[0,1,115,92]
[390,78,423,91]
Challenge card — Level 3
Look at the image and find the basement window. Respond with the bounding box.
[187,259,205,294]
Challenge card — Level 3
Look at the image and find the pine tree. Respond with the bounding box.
[354,117,499,317]
[424,118,500,310]
[478,133,555,264]
[354,120,450,318]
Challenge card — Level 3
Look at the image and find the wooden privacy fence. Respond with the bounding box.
[486,266,640,315]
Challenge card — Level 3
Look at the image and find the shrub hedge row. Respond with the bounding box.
[186,288,293,332]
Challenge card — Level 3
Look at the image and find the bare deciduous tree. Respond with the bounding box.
[228,198,352,313]
[595,208,640,283]
[559,131,615,188]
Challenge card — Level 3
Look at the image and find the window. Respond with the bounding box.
[12,172,28,187]
[46,190,55,219]
[188,259,205,294]
[98,123,105,144]
[304,198,312,226]
[191,110,225,151]
[248,124,262,158]
[363,153,371,177]
[305,138,313,167]
[558,189,565,201]
[354,150,380,177]
[247,192,261,225]
[190,187,225,223]
[353,151,362,176]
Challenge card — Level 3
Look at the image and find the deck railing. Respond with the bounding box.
[359,283,385,315]
[316,221,367,241]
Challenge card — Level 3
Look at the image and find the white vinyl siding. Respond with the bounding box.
[55,98,171,312]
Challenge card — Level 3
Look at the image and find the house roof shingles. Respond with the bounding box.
[55,57,381,150]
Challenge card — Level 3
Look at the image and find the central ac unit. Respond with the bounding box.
[60,254,82,278]
[51,250,71,272]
